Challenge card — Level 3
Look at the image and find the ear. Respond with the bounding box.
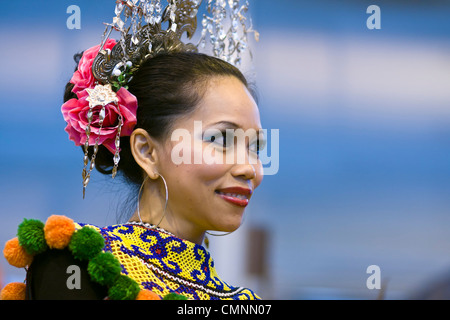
[130,128,161,180]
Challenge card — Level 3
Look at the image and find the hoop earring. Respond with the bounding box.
[204,231,233,249]
[137,173,169,228]
[205,231,234,236]
[136,176,149,225]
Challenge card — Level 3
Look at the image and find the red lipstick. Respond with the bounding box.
[215,187,253,207]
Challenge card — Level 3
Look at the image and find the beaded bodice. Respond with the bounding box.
[76,222,260,300]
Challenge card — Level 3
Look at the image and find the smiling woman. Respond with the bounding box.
[1,0,264,301]
[124,54,264,246]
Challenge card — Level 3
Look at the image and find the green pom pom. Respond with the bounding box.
[17,219,47,255]
[88,252,122,286]
[108,275,140,300]
[68,227,104,260]
[163,293,188,300]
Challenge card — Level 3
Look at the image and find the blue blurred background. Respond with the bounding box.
[1,0,450,300]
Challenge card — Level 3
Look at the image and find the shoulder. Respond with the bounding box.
[1,215,161,300]
[26,247,108,299]
[2,215,108,300]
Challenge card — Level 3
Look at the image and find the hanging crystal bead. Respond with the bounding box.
[155,1,162,14]
[115,2,124,16]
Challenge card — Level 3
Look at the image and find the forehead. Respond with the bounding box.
[190,76,261,129]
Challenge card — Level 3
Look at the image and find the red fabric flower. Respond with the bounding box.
[70,39,117,94]
[62,39,138,154]
[61,87,138,154]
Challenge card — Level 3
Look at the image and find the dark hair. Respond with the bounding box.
[63,51,257,187]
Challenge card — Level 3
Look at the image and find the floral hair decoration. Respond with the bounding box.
[61,39,138,198]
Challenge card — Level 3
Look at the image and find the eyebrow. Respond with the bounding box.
[207,121,241,129]
[207,121,264,133]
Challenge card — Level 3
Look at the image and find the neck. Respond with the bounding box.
[129,211,206,245]
[129,183,206,244]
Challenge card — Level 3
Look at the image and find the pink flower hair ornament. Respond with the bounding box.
[61,39,138,198]
[61,86,138,154]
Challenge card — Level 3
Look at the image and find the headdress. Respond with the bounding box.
[61,0,258,198]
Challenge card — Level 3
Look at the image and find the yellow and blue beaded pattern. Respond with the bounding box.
[76,223,260,300]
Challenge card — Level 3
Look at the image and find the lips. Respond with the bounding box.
[215,187,253,207]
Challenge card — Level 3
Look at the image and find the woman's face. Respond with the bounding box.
[158,76,264,241]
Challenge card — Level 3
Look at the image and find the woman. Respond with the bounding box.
[2,47,264,302]
[1,0,264,300]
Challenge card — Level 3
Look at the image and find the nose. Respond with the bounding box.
[229,139,263,186]
[231,163,256,181]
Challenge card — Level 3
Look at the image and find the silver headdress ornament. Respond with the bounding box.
[80,0,258,197]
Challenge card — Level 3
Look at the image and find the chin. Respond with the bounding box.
[212,218,244,233]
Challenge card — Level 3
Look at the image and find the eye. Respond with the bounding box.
[250,137,266,156]
[204,130,232,148]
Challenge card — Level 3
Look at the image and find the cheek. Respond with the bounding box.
[164,159,230,195]
[169,135,218,166]
[167,138,230,181]
[167,162,229,216]
[184,162,230,186]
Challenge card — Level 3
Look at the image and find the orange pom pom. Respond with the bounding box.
[0,282,27,300]
[136,289,161,300]
[3,237,33,268]
[44,215,75,249]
